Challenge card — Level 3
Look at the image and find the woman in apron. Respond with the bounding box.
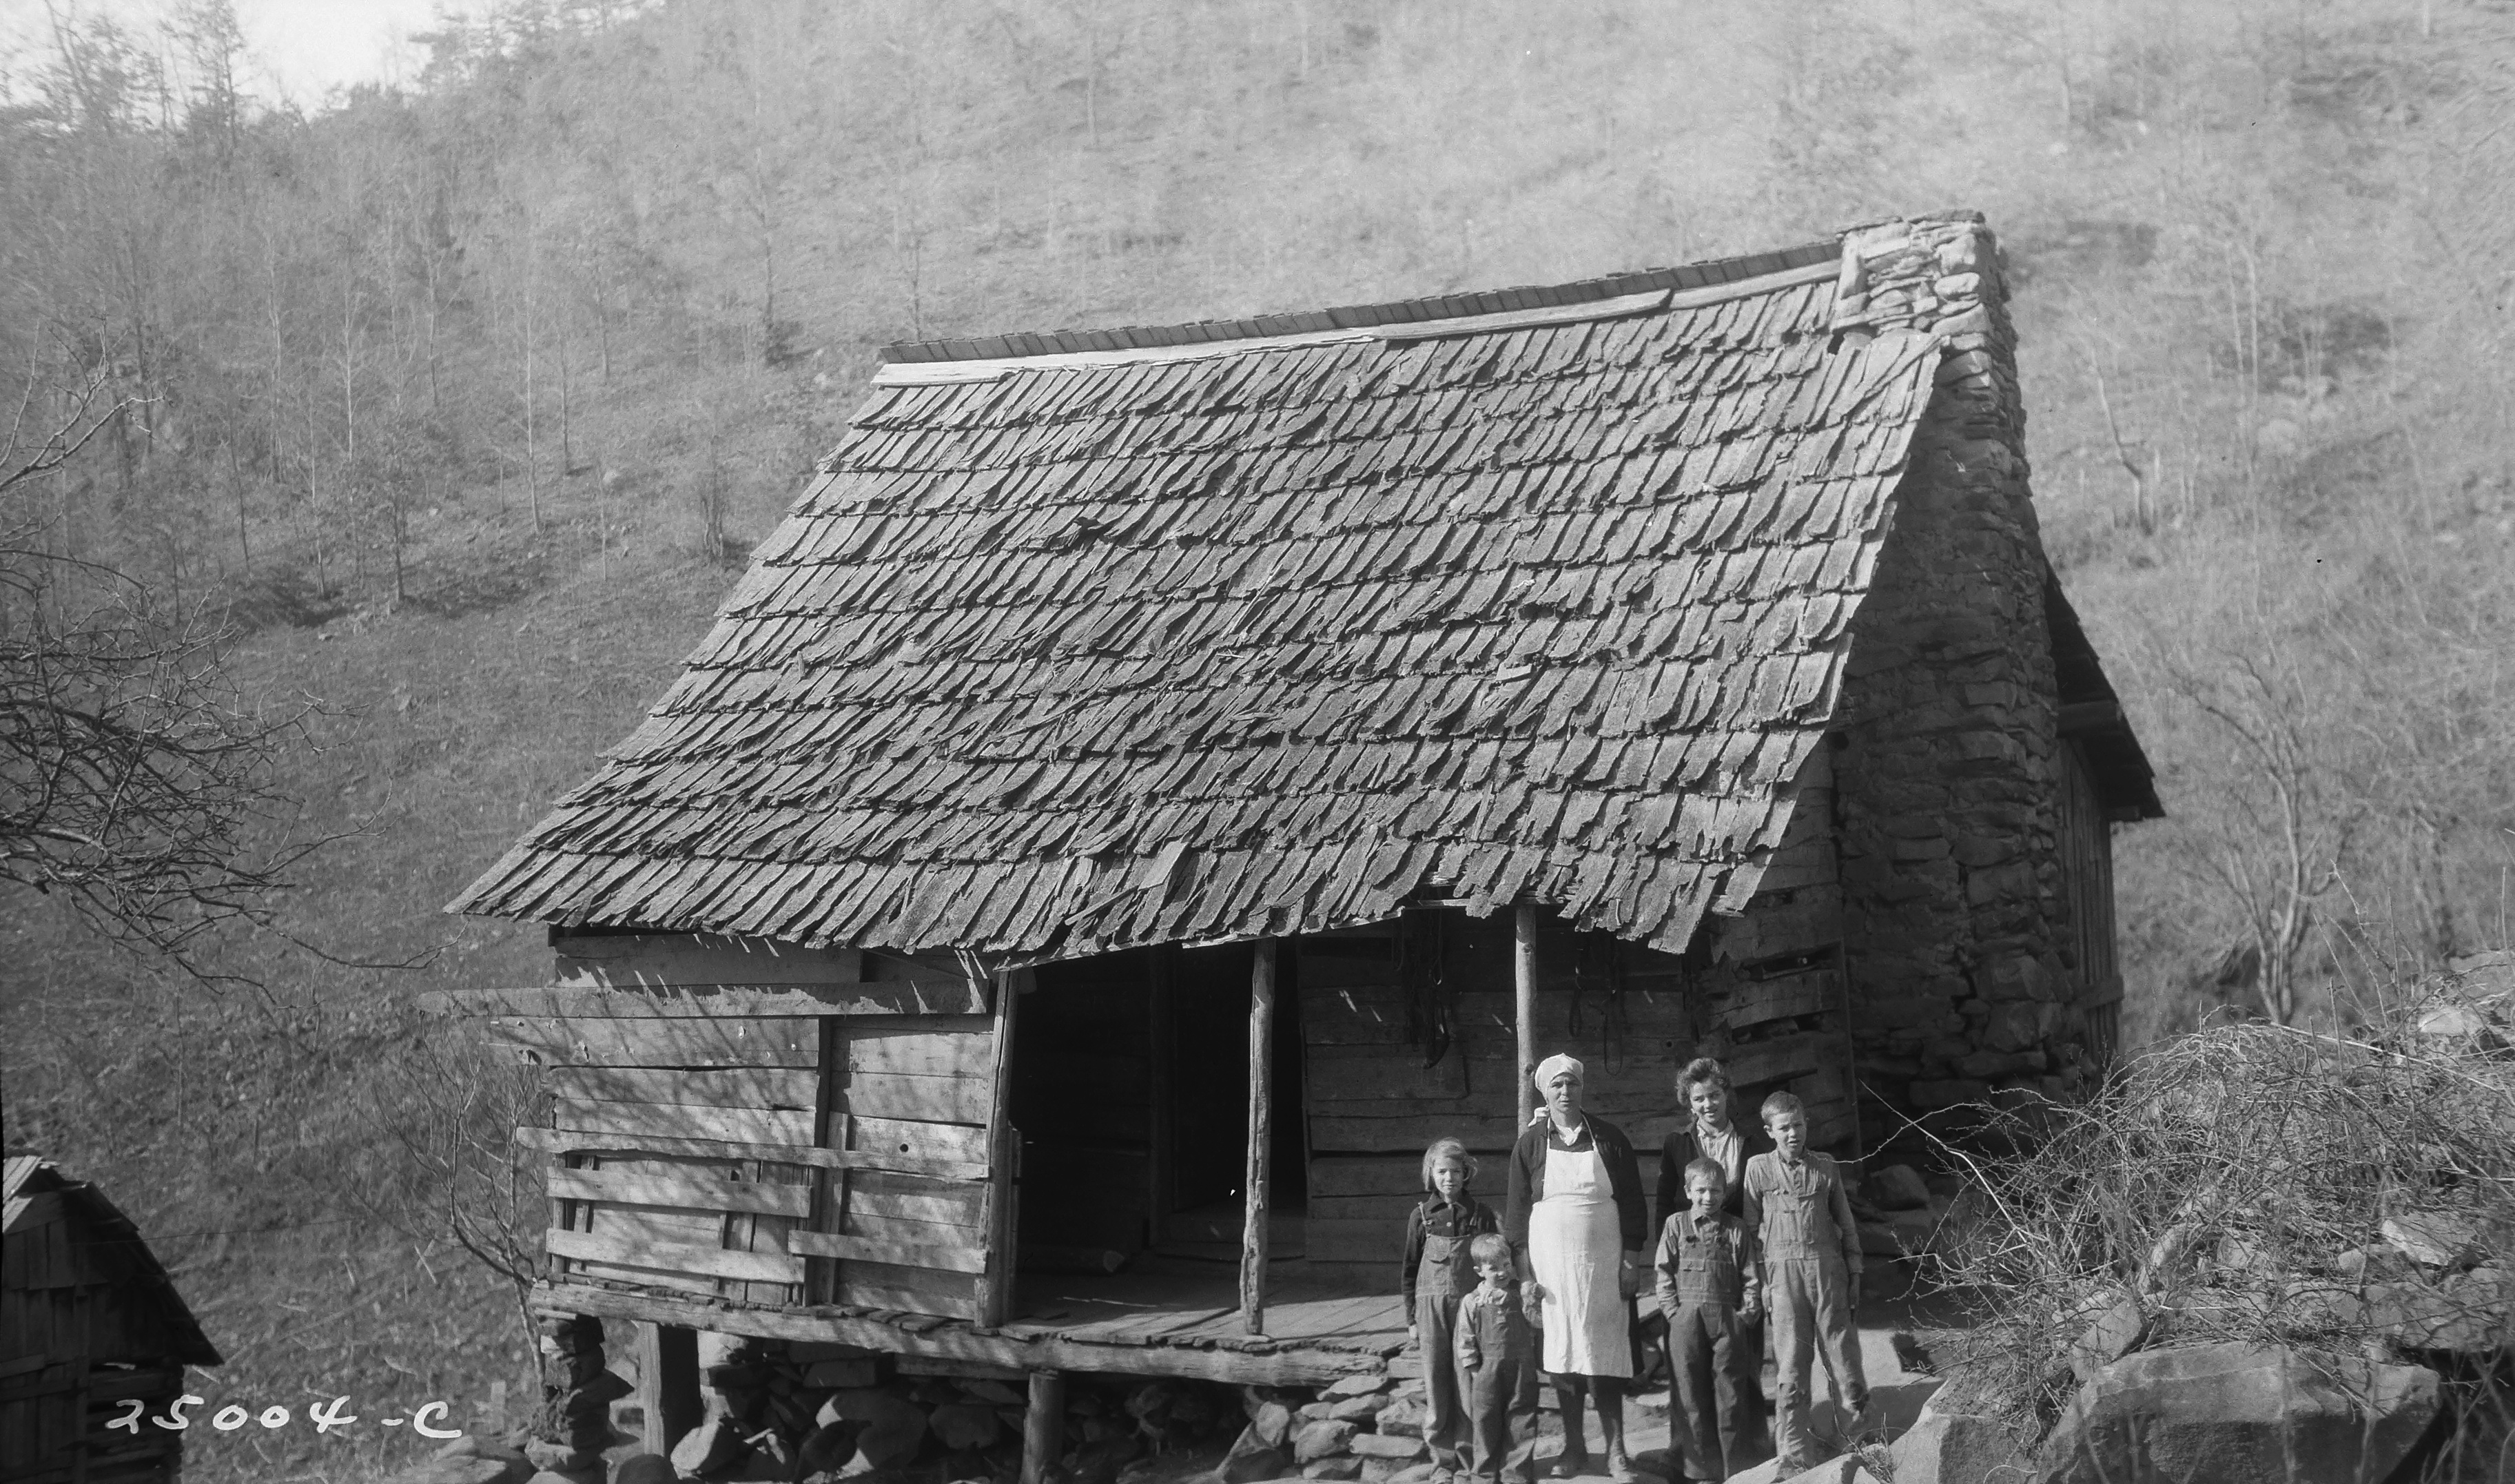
[1504,1054,1649,1481]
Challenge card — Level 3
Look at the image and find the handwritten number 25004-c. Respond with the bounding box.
[108,1396,460,1437]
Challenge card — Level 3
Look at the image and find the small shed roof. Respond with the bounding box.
[3,1157,222,1366]
[449,225,2078,960]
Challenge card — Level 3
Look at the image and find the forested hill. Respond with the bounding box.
[2,3,2512,1477]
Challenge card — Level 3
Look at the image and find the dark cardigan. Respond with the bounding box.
[1502,1113,1649,1259]
[1654,1117,1774,1229]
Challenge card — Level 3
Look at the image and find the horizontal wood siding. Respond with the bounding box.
[1298,914,1693,1270]
[500,940,1002,1321]
[820,1016,997,1321]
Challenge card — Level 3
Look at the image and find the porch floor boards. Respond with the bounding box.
[1012,1261,1408,1351]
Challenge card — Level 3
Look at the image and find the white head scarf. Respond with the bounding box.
[1533,1053,1585,1091]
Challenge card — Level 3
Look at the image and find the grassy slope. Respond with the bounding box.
[3,3,2509,1478]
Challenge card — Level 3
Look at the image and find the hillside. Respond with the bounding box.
[3,1,2512,1478]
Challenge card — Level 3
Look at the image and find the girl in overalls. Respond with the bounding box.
[1406,1137,1501,1480]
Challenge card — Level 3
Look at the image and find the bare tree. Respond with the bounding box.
[2162,651,2357,1026]
[2,340,333,983]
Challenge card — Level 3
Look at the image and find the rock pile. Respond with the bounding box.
[1216,1374,1442,1484]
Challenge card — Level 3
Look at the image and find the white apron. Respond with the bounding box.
[1527,1134,1632,1378]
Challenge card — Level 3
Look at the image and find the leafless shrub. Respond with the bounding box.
[1918,965,2515,1474]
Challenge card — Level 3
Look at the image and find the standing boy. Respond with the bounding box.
[1740,1092,1867,1474]
[1453,1233,1541,1484]
[1656,1158,1763,1482]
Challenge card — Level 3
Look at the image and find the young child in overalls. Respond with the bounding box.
[1656,1157,1763,1482]
[1406,1137,1501,1481]
[1454,1233,1541,1484]
[1740,1092,1867,1473]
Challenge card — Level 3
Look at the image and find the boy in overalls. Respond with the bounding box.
[1740,1093,1867,1474]
[1656,1157,1763,1481]
[1406,1137,1501,1481]
[1455,1233,1541,1484]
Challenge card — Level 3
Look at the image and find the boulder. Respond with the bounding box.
[1368,1398,1426,1439]
[613,1457,679,1484]
[858,1405,931,1470]
[805,1359,880,1389]
[1322,1375,1393,1399]
[932,1403,1003,1450]
[2381,1211,2498,1270]
[1355,1463,1435,1484]
[1866,1164,1933,1211]
[799,1421,861,1476]
[668,1417,748,1478]
[1346,1434,1424,1461]
[2040,1343,2443,1484]
[1883,1391,2026,1484]
[1215,1425,1294,1484]
[524,1472,599,1484]
[1291,1420,1359,1463]
[961,1380,1027,1408]
[1325,1393,1387,1423]
[1296,1401,1336,1422]
[1301,1459,1364,1480]
[2365,1267,2515,1354]
[2062,1297,2147,1384]
[1249,1403,1296,1450]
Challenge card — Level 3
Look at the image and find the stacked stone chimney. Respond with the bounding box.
[1824,212,2082,1142]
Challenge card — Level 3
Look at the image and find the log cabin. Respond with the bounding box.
[429,211,2158,1458]
[2,1157,223,1484]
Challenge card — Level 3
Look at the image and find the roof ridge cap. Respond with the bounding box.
[879,234,1848,365]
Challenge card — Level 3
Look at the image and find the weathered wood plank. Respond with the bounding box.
[851,1115,990,1166]
[1305,1217,1405,1265]
[787,1229,989,1275]
[549,1166,810,1218]
[839,1024,998,1078]
[1310,1193,1430,1224]
[1307,1156,1433,1199]
[1708,889,1845,965]
[430,981,987,1018]
[546,1226,805,1285]
[836,1071,992,1126]
[1707,970,1838,1031]
[846,1170,987,1228]
[552,934,866,989]
[548,1066,818,1110]
[554,1099,817,1148]
[517,1125,989,1182]
[1718,1032,1832,1087]
[490,1016,821,1068]
[1302,1045,1468,1101]
[834,1259,985,1321]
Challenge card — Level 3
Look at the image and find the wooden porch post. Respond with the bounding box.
[1240,938,1278,1334]
[1515,905,1539,1127]
[1020,1370,1065,1484]
[979,969,1025,1327]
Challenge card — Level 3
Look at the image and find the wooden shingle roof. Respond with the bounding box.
[3,1157,223,1366]
[450,235,1953,961]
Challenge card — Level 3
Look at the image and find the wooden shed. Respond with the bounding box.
[432,211,2157,1430]
[2,1157,223,1484]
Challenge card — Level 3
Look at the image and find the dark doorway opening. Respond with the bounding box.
[1157,940,1306,1255]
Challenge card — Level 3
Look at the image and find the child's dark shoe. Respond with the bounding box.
[1548,1448,1590,1478]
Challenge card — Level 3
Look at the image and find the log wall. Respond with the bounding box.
[1296,856,1853,1284]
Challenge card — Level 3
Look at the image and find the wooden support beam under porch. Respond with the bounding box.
[529,1279,1404,1388]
